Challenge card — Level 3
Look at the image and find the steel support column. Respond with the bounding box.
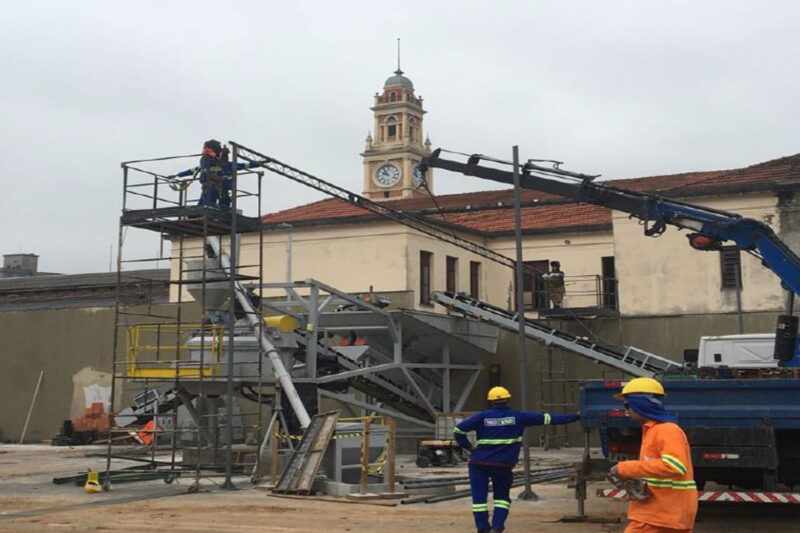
[513,145,537,501]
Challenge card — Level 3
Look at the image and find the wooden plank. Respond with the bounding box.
[385,417,396,493]
[19,370,44,444]
[359,417,370,493]
[295,414,338,491]
[273,411,339,494]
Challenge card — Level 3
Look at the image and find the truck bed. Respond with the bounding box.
[580,379,800,490]
[581,379,800,430]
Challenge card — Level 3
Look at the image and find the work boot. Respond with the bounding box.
[477,529,491,533]
[490,529,505,533]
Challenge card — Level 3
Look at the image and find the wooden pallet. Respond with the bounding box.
[272,411,339,495]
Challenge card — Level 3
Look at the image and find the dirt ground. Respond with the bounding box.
[0,445,798,532]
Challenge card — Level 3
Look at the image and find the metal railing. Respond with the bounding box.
[525,274,618,312]
[124,323,225,379]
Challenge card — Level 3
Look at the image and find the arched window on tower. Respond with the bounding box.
[386,116,397,140]
[389,91,397,102]
[409,117,417,142]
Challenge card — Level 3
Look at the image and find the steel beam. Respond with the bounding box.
[314,363,399,384]
[454,370,482,412]
[318,390,434,429]
[401,367,438,416]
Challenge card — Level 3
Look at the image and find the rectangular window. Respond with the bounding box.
[446,256,458,294]
[420,251,433,305]
[601,256,618,309]
[522,260,549,310]
[470,261,481,299]
[387,125,397,138]
[720,246,742,289]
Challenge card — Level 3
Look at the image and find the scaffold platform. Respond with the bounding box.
[121,206,261,236]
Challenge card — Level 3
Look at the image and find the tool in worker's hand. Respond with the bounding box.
[607,468,650,501]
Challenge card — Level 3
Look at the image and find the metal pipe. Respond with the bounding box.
[734,247,744,334]
[512,145,537,501]
[222,143,239,490]
[206,238,311,429]
[401,466,571,489]
[418,470,571,504]
[104,165,127,490]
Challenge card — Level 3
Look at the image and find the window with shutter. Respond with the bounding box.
[420,251,433,305]
[470,261,481,299]
[720,246,742,289]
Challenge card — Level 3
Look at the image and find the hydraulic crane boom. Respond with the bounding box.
[419,149,800,295]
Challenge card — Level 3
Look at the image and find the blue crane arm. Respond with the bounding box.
[420,149,800,295]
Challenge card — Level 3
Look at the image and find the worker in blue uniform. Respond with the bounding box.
[454,386,580,533]
[172,139,261,208]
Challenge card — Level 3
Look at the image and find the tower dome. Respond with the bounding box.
[384,69,414,90]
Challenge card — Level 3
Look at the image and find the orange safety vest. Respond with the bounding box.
[616,421,698,531]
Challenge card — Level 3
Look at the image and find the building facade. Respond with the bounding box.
[181,68,800,443]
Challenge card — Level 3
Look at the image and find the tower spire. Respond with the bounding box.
[395,37,403,75]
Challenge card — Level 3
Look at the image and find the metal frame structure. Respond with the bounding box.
[253,279,491,430]
[103,145,501,494]
[105,151,269,490]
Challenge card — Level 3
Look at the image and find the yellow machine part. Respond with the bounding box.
[264,315,300,332]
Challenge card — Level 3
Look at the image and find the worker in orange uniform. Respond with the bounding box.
[611,377,697,533]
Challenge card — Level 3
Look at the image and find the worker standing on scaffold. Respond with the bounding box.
[453,386,580,533]
[198,139,230,208]
[172,139,260,208]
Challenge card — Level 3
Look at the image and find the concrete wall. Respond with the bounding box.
[614,192,785,316]
[406,230,496,308]
[0,303,179,443]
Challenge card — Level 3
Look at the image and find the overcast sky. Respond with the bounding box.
[1,1,798,273]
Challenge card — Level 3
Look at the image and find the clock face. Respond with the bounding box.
[374,163,401,188]
[412,165,426,188]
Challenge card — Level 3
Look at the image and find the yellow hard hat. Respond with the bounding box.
[487,386,511,401]
[616,377,665,398]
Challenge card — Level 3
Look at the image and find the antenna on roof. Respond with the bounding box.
[395,37,403,75]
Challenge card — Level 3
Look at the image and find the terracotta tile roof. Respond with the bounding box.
[443,203,611,234]
[263,153,800,235]
[607,153,800,194]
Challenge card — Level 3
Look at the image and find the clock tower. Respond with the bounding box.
[361,66,433,201]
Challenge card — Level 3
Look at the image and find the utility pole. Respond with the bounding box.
[513,145,537,501]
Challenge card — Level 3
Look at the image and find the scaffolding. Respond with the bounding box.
[104,149,269,490]
[102,144,501,493]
